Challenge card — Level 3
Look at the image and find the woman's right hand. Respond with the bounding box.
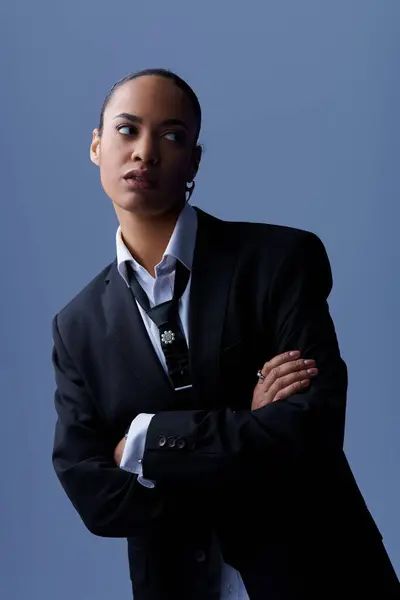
[251,350,318,410]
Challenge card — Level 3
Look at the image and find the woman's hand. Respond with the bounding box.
[114,437,126,466]
[251,350,318,410]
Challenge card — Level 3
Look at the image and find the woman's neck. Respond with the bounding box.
[116,204,183,277]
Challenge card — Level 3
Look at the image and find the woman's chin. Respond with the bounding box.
[112,192,180,218]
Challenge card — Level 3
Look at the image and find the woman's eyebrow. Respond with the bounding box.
[113,113,188,130]
[113,113,142,124]
[161,118,189,130]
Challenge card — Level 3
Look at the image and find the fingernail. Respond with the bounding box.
[307,368,318,375]
[289,351,300,357]
[304,359,315,366]
[301,379,310,386]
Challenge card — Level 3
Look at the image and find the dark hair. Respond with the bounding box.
[98,68,202,141]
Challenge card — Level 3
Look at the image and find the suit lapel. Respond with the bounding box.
[189,208,238,407]
[102,262,177,408]
[102,207,238,411]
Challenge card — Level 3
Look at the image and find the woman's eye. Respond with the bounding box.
[117,125,137,136]
[164,131,183,142]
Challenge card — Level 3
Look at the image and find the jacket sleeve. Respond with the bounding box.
[141,232,348,485]
[51,315,164,537]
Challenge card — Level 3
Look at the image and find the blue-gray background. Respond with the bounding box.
[1,1,399,598]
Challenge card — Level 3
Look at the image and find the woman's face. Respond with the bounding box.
[91,75,201,217]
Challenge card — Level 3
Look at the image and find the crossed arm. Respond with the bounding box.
[114,232,347,487]
[113,350,320,476]
[52,231,347,537]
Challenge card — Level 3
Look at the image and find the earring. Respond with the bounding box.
[185,181,195,202]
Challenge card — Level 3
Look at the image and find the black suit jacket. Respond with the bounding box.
[52,208,400,599]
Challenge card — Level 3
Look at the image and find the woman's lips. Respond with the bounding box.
[124,176,157,190]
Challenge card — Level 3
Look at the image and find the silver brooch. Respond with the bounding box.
[161,330,175,345]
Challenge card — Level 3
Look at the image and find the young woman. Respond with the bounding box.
[52,69,399,600]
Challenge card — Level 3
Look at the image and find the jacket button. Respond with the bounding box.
[195,550,206,563]
[167,437,176,448]
[158,435,167,447]
[176,437,186,449]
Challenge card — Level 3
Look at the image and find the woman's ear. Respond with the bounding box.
[188,144,202,181]
[90,129,101,166]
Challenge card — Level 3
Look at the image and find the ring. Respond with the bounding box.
[257,369,265,382]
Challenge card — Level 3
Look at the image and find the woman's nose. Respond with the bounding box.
[131,133,160,165]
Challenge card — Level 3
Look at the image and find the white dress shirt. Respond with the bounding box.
[117,202,250,600]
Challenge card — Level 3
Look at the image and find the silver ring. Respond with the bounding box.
[257,369,265,382]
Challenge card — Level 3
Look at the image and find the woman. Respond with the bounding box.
[52,69,399,600]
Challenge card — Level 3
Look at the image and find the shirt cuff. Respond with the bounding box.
[121,413,156,488]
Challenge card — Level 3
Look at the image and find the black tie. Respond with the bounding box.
[127,260,192,391]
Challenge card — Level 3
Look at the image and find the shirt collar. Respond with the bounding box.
[116,202,198,286]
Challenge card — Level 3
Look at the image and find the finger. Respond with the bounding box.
[261,357,316,384]
[262,350,301,373]
[273,379,311,402]
[263,367,318,399]
[277,368,318,390]
[260,350,301,378]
